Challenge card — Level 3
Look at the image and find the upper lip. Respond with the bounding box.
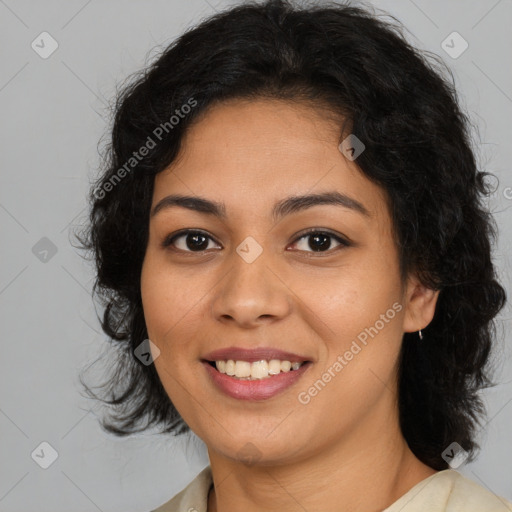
[202,346,311,363]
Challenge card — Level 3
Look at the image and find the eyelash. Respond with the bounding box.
[161,228,350,255]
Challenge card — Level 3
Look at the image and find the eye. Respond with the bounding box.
[289,229,350,254]
[162,228,350,254]
[162,230,220,252]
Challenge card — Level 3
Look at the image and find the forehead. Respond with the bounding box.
[153,98,389,223]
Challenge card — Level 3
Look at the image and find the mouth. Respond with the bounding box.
[203,359,311,380]
[200,347,313,401]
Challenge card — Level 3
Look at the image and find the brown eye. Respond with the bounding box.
[290,230,350,253]
[163,230,220,252]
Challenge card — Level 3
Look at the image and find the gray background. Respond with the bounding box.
[1,0,511,510]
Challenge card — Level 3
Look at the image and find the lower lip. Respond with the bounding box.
[202,361,312,401]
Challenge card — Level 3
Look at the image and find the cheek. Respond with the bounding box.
[304,256,404,375]
[140,252,215,371]
[140,254,190,342]
[140,257,202,404]
[308,261,399,327]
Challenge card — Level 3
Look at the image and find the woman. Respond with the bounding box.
[77,0,511,510]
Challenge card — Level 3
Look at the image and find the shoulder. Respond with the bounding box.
[149,465,512,512]
[151,465,212,512]
[385,469,512,512]
[445,471,512,512]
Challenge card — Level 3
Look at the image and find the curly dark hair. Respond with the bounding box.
[75,0,507,470]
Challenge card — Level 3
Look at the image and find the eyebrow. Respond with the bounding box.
[150,191,371,221]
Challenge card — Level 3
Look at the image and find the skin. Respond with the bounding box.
[140,98,440,512]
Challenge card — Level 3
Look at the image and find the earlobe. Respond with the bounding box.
[402,275,440,334]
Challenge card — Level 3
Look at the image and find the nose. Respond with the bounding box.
[210,243,292,328]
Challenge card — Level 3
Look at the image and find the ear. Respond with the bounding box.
[402,274,440,334]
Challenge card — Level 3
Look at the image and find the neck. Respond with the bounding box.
[206,406,437,512]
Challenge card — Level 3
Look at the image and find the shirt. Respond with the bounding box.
[151,465,512,512]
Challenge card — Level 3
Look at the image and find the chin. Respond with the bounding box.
[204,430,310,466]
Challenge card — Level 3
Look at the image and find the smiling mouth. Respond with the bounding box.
[204,359,310,380]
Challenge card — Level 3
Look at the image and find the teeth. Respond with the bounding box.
[214,359,306,380]
[225,360,235,376]
[251,360,269,379]
[235,361,251,378]
[281,361,292,372]
[268,359,281,375]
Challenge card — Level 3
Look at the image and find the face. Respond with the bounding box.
[140,98,438,466]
